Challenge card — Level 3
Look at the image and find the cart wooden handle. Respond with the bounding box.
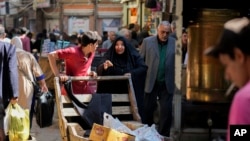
[69,75,131,81]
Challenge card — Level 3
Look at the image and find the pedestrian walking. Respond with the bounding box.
[11,36,48,140]
[117,28,139,49]
[19,27,31,52]
[0,25,19,141]
[140,21,176,137]
[102,31,116,49]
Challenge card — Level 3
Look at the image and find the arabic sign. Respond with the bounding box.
[68,17,89,35]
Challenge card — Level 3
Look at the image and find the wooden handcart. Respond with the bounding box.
[54,76,143,141]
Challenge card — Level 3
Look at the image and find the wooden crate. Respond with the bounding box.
[54,76,143,141]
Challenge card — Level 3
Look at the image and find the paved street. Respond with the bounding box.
[30,107,61,141]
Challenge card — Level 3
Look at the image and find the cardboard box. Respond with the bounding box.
[89,123,135,141]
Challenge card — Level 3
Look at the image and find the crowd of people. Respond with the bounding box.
[44,21,176,138]
[0,17,249,141]
[46,21,177,138]
[0,21,189,140]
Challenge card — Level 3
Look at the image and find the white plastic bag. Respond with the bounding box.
[134,124,164,141]
[4,106,10,135]
[103,112,164,141]
[103,112,134,135]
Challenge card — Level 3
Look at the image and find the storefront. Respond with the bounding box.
[122,0,163,35]
[97,5,123,33]
[144,5,162,35]
[41,2,123,36]
[122,0,140,26]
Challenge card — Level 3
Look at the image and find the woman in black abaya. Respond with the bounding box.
[97,36,147,122]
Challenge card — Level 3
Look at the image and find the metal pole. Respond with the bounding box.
[93,0,98,30]
[139,0,142,30]
[59,1,64,32]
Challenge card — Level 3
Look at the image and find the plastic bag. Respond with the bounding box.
[4,103,30,141]
[103,112,133,135]
[133,124,163,141]
[103,113,164,141]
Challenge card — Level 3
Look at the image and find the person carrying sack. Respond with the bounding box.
[11,37,48,140]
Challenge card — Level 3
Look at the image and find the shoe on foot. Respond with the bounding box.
[28,135,36,141]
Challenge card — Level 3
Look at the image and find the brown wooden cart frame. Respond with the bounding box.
[54,76,143,141]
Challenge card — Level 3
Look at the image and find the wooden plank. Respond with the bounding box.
[63,106,132,117]
[62,94,130,104]
[62,95,92,103]
[112,94,130,102]
[54,77,69,141]
[67,123,88,141]
[112,106,132,115]
[63,108,79,117]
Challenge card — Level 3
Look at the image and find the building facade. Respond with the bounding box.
[0,0,123,36]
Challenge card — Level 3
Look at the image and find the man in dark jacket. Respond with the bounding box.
[140,21,175,137]
[0,25,19,141]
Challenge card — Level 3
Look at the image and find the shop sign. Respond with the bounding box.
[68,17,89,35]
[34,0,50,8]
[103,19,120,32]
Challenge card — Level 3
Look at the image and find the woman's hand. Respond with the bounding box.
[103,60,113,70]
[89,71,97,77]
